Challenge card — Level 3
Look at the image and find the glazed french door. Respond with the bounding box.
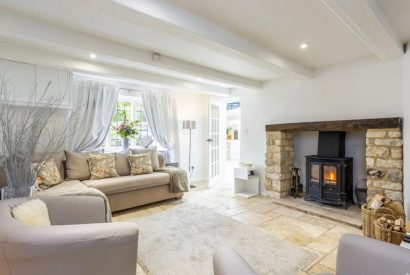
[208,101,220,187]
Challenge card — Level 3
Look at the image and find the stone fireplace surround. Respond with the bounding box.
[265,118,403,205]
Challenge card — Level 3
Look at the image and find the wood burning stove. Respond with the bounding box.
[305,132,353,208]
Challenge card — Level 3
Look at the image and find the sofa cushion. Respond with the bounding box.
[34,180,88,196]
[12,199,51,227]
[115,152,131,176]
[87,153,119,180]
[82,172,170,195]
[33,158,63,190]
[33,151,66,180]
[128,153,153,175]
[65,150,100,181]
[130,147,160,170]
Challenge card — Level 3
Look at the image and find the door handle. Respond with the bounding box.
[205,138,213,143]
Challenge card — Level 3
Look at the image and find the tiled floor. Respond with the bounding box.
[113,181,362,275]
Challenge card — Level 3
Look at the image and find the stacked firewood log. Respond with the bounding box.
[376,216,405,233]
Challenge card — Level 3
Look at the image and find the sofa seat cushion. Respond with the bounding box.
[34,180,88,196]
[82,172,170,195]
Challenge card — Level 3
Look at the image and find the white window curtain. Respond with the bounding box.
[141,89,180,162]
[69,79,119,152]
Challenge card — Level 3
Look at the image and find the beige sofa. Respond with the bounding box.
[34,150,184,212]
[0,196,139,275]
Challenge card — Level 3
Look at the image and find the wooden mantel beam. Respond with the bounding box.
[265,117,402,132]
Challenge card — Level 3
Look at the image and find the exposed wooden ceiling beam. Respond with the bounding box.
[322,0,404,61]
[112,0,312,79]
[0,41,231,96]
[0,7,262,89]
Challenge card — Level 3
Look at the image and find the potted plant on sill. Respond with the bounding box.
[114,120,139,150]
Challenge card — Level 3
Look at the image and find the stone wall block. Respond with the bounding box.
[267,131,288,140]
[366,138,374,146]
[385,190,403,202]
[366,157,375,167]
[391,148,403,159]
[267,145,288,153]
[374,139,403,147]
[266,173,284,181]
[264,178,273,190]
[366,130,387,138]
[370,180,402,191]
[367,188,384,199]
[385,169,403,181]
[366,146,389,158]
[388,130,402,138]
[271,180,291,192]
[376,159,403,169]
[274,139,292,146]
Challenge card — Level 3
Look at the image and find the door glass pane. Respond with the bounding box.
[310,164,320,183]
[324,165,337,185]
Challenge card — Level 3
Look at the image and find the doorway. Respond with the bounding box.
[223,99,241,184]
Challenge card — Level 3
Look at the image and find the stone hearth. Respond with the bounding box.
[265,118,403,204]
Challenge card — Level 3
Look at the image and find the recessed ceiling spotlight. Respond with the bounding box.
[89,53,97,59]
[196,77,202,81]
[300,43,309,50]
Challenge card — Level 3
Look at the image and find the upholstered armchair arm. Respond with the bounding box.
[40,195,107,224]
[3,221,139,275]
[335,234,410,275]
[214,247,257,275]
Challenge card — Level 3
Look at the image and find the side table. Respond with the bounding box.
[234,167,259,198]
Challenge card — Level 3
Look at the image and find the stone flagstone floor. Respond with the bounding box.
[113,181,362,275]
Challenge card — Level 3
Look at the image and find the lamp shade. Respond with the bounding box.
[182,120,196,130]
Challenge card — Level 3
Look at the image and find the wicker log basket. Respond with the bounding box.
[374,214,405,245]
[361,196,406,242]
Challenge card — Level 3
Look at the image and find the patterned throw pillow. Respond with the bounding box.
[34,159,63,190]
[87,153,119,180]
[128,153,154,175]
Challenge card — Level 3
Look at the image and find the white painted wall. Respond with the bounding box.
[0,47,212,183]
[175,91,209,182]
[402,51,410,214]
[233,56,403,195]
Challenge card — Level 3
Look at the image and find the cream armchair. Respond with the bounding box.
[0,196,139,275]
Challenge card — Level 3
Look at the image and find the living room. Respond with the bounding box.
[1,1,410,275]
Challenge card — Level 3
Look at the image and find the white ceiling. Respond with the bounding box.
[0,0,408,89]
[375,0,410,45]
[165,0,373,69]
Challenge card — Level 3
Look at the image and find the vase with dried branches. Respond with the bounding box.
[0,75,75,199]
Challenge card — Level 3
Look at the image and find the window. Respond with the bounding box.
[106,95,151,149]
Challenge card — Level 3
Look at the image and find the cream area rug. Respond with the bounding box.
[128,205,318,275]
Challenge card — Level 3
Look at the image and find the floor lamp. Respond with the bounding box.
[182,120,196,188]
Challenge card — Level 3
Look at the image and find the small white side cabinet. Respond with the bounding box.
[234,167,259,198]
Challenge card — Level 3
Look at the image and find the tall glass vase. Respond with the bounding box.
[1,186,35,200]
[1,156,36,200]
[123,138,130,150]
